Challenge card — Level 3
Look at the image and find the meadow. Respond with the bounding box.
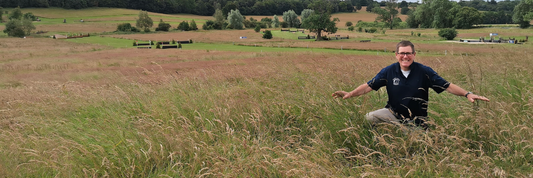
[1,8,533,177]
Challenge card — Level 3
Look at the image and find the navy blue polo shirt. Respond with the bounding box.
[367,62,450,120]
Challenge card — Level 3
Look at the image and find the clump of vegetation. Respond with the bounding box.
[116,23,139,32]
[178,42,182,49]
[262,30,272,39]
[348,26,355,31]
[345,21,353,27]
[438,28,458,40]
[177,21,189,31]
[254,25,261,32]
[3,7,35,37]
[155,19,171,31]
[189,20,198,30]
[136,10,153,32]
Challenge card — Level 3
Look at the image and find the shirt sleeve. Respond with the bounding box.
[427,68,450,93]
[367,67,388,91]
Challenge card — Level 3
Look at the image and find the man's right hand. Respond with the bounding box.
[332,91,349,99]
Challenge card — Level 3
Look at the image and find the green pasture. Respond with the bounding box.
[64,36,399,55]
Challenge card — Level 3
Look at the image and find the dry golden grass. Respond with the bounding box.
[1,13,533,177]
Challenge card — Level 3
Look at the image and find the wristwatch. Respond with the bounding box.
[465,92,472,98]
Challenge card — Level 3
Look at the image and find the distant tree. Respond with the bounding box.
[345,21,353,26]
[366,1,378,12]
[189,20,198,30]
[282,10,300,28]
[453,7,483,29]
[438,28,457,40]
[213,9,225,29]
[9,7,22,20]
[135,10,153,31]
[0,7,3,22]
[155,19,171,31]
[23,12,37,21]
[400,7,410,15]
[260,17,272,28]
[222,1,239,18]
[409,0,460,29]
[308,0,334,14]
[355,3,362,11]
[373,0,399,29]
[3,19,35,37]
[272,15,280,28]
[254,25,261,32]
[280,21,288,28]
[399,1,408,8]
[177,21,189,31]
[203,20,215,30]
[301,12,339,41]
[262,30,273,39]
[300,9,314,23]
[117,23,133,31]
[512,0,533,28]
[227,9,244,29]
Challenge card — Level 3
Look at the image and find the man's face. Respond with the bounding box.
[396,46,415,70]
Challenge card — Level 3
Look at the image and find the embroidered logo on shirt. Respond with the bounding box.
[393,78,400,85]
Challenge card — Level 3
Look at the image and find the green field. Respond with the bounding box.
[1,7,533,178]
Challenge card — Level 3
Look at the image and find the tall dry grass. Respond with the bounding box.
[0,38,532,177]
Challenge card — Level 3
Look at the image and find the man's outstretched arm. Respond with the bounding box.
[332,83,373,99]
[446,83,490,103]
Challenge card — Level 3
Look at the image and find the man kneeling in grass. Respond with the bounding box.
[332,41,490,129]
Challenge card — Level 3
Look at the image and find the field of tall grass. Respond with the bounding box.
[1,32,532,177]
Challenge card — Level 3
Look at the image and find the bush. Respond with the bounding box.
[117,23,133,32]
[133,40,137,46]
[357,27,363,32]
[280,21,288,28]
[172,39,176,44]
[23,12,37,21]
[144,28,150,32]
[348,26,355,31]
[345,21,353,27]
[189,39,193,43]
[155,19,171,31]
[367,28,377,33]
[177,21,189,31]
[156,43,161,49]
[438,28,458,40]
[262,30,272,39]
[254,25,261,32]
[178,43,182,49]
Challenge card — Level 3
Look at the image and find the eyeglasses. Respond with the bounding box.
[397,52,414,56]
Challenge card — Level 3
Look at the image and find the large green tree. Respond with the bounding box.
[3,19,35,37]
[372,0,399,29]
[135,10,153,31]
[453,7,483,29]
[300,9,314,23]
[301,13,339,41]
[512,0,533,28]
[282,10,300,28]
[227,9,244,29]
[407,0,460,28]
